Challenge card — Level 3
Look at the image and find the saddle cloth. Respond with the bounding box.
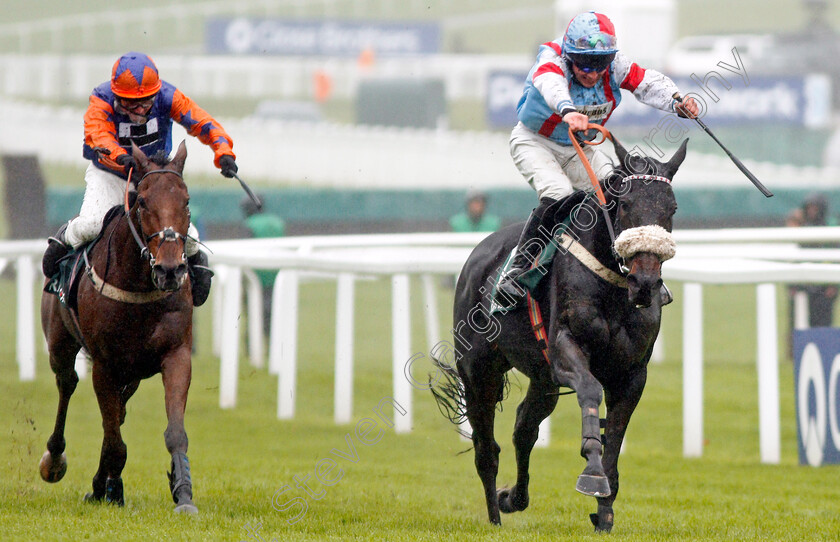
[43,205,124,310]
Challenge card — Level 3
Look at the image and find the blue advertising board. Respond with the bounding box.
[206,18,441,56]
[793,328,840,466]
[486,72,829,130]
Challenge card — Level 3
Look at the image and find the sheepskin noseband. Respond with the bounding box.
[613,225,676,261]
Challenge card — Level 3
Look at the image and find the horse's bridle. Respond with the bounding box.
[124,168,189,268]
[609,174,677,268]
[579,173,674,274]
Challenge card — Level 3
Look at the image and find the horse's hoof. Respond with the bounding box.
[105,478,124,506]
[575,474,611,497]
[39,451,67,483]
[497,488,514,514]
[84,492,103,503]
[590,512,614,533]
[174,502,198,515]
[497,487,528,514]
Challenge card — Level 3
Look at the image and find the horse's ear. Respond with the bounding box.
[171,140,188,174]
[612,135,630,170]
[131,142,150,172]
[665,138,689,178]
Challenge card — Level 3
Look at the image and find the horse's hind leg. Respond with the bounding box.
[39,302,81,483]
[86,367,128,506]
[161,346,197,514]
[459,355,506,525]
[498,378,558,514]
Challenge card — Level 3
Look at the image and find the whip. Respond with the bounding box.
[673,93,773,198]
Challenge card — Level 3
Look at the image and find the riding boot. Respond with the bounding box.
[188,251,214,307]
[660,283,674,306]
[497,197,558,299]
[42,222,71,278]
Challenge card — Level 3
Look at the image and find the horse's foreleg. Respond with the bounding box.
[40,356,80,483]
[591,369,648,533]
[552,329,609,498]
[86,367,127,506]
[161,347,197,514]
[499,377,558,515]
[460,359,505,525]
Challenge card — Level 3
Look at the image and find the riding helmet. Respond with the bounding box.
[111,52,162,99]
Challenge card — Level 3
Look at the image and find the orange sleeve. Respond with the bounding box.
[83,95,129,174]
[170,89,235,168]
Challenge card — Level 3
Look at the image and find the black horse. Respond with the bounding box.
[433,136,688,532]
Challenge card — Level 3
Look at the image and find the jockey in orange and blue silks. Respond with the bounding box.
[83,52,236,180]
[43,52,234,306]
[498,11,699,302]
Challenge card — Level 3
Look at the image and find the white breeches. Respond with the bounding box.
[65,164,199,255]
[509,122,614,201]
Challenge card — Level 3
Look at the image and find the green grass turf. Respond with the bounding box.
[1,278,839,541]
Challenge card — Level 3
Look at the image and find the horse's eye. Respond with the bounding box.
[137,196,147,209]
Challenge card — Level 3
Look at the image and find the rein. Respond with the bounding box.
[568,124,620,247]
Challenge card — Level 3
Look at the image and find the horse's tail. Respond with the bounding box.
[429,357,472,440]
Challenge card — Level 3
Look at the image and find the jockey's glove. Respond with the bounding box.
[219,155,238,178]
[116,154,137,178]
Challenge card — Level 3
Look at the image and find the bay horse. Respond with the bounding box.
[433,135,688,532]
[39,141,198,513]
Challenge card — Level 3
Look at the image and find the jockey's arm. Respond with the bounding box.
[612,52,696,117]
[84,95,128,174]
[531,46,578,123]
[169,89,235,169]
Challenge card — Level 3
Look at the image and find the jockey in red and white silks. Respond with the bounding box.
[499,11,699,300]
[511,18,691,201]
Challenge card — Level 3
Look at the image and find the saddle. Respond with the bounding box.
[43,205,125,311]
[490,204,577,314]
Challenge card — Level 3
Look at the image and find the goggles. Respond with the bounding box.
[568,52,616,73]
[569,31,617,52]
[117,95,156,111]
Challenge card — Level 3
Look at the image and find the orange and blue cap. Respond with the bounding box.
[110,52,162,99]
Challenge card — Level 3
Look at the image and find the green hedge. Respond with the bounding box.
[46,186,835,228]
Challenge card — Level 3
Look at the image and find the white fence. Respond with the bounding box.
[0,53,530,103]
[2,97,838,190]
[7,228,840,464]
